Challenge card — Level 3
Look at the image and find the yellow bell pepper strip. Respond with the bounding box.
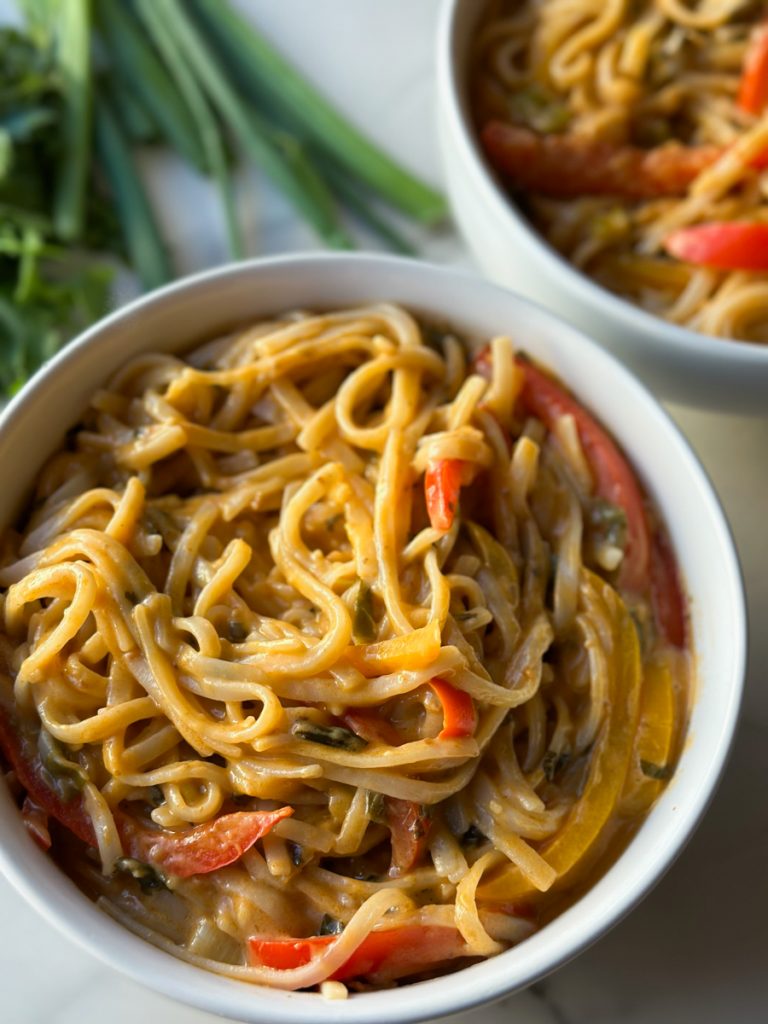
[619,658,677,817]
[479,575,642,901]
[345,620,442,677]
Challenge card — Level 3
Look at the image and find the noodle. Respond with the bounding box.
[473,0,768,343]
[0,304,690,992]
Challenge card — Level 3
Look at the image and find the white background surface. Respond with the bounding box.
[1,2,767,1022]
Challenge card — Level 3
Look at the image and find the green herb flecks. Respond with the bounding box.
[542,749,570,782]
[352,579,376,644]
[37,729,89,802]
[640,759,672,781]
[319,914,345,936]
[114,856,168,893]
[508,83,571,134]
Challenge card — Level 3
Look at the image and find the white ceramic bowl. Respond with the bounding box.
[437,0,768,413]
[0,254,746,1023]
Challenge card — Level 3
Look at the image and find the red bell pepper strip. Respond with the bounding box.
[430,677,476,739]
[340,708,401,746]
[515,354,650,593]
[481,121,721,200]
[0,703,293,872]
[664,222,768,271]
[425,458,469,532]
[21,796,52,851]
[649,528,687,648]
[117,805,293,878]
[478,348,686,646]
[739,18,768,114]
[249,924,469,982]
[0,705,96,846]
[385,797,432,875]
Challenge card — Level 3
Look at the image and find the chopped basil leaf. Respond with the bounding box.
[147,785,164,807]
[508,83,571,134]
[588,498,628,550]
[115,856,168,893]
[461,824,486,847]
[319,914,345,936]
[291,718,368,751]
[352,580,376,643]
[38,730,88,801]
[640,759,672,781]
[542,749,570,782]
[365,789,386,823]
[226,620,248,643]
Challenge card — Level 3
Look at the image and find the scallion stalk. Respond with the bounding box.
[133,0,244,260]
[190,0,447,225]
[157,0,352,250]
[96,0,208,172]
[53,0,91,241]
[94,97,171,290]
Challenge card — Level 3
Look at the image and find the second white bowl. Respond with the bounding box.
[437,0,768,412]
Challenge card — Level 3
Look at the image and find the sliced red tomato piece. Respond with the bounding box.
[249,924,469,982]
[117,806,293,878]
[430,677,477,739]
[340,708,401,746]
[664,222,768,271]
[425,458,469,532]
[515,355,650,593]
[739,18,768,114]
[385,798,432,876]
[0,705,96,847]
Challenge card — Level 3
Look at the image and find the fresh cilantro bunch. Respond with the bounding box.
[0,26,113,399]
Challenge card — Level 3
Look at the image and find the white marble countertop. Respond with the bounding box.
[1,2,767,1022]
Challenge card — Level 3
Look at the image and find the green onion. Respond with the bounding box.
[106,77,157,144]
[95,0,207,172]
[190,0,447,224]
[53,0,91,240]
[94,96,171,290]
[157,0,351,249]
[291,718,367,751]
[319,158,417,256]
[133,0,244,260]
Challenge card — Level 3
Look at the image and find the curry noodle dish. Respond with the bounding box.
[474,0,768,343]
[0,305,690,994]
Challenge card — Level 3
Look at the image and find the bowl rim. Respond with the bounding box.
[0,251,748,1024]
[436,0,768,367]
